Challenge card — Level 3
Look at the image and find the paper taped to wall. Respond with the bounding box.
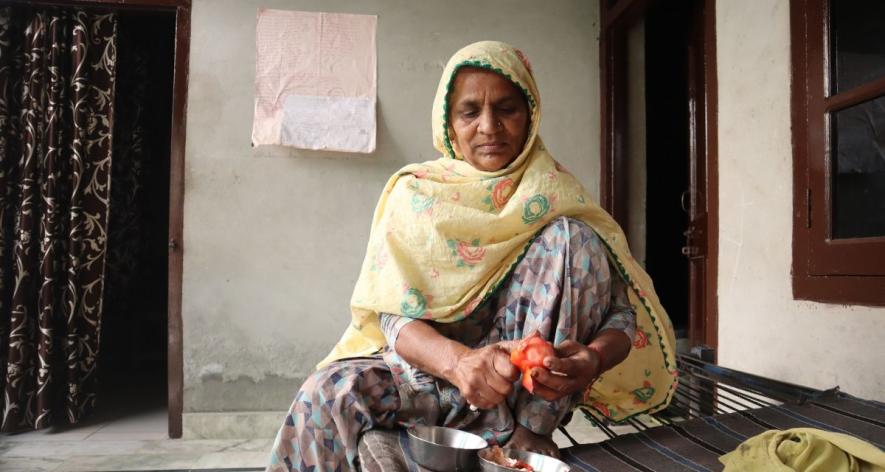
[252,9,377,153]
[281,95,376,152]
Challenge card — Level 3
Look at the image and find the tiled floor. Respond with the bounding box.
[0,405,626,472]
[0,406,273,472]
[0,416,618,472]
[0,370,274,472]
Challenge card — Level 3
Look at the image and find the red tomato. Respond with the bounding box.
[510,332,555,393]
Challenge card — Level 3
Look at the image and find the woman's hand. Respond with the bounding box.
[449,343,520,410]
[526,340,601,402]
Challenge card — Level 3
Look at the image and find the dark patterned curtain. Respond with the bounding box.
[0,6,116,431]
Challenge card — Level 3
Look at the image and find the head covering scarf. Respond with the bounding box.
[319,41,677,421]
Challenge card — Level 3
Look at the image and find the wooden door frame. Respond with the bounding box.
[599,0,719,354]
[20,0,190,438]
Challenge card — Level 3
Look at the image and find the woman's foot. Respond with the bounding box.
[504,424,560,458]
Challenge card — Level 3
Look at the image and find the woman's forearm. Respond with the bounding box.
[394,320,520,409]
[392,319,470,384]
[588,328,632,374]
[395,323,631,382]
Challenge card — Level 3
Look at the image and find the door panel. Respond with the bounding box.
[600,0,718,354]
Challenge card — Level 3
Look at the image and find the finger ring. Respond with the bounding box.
[469,404,479,411]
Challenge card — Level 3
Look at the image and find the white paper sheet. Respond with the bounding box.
[252,9,377,153]
[281,95,376,152]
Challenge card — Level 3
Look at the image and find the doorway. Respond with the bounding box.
[600,0,718,354]
[95,10,176,435]
[16,0,190,438]
[644,1,692,342]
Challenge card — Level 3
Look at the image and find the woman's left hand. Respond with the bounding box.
[526,340,601,402]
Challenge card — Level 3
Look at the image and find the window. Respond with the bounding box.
[792,0,885,305]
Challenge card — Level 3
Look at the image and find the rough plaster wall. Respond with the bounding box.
[716,0,885,401]
[184,0,601,411]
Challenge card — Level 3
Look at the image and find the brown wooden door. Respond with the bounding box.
[684,0,716,351]
[600,0,718,354]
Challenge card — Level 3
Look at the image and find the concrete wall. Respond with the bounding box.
[716,0,885,401]
[182,0,601,415]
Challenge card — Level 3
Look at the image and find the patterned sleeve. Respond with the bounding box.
[598,263,637,343]
[379,312,416,349]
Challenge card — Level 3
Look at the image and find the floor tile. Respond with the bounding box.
[93,409,167,434]
[192,451,268,468]
[129,439,265,455]
[60,452,205,471]
[2,439,146,458]
[219,438,275,452]
[2,422,106,442]
[0,456,63,472]
[87,431,170,441]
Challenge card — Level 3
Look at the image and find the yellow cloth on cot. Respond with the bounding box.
[720,427,885,471]
[318,40,678,422]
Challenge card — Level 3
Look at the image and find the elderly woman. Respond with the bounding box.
[267,41,676,472]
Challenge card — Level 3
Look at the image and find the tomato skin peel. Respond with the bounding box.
[509,332,555,393]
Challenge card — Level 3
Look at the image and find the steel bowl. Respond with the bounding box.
[406,425,489,471]
[478,447,571,472]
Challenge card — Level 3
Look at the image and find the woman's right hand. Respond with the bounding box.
[449,343,520,410]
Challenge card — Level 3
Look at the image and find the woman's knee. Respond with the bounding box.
[538,217,598,242]
[293,366,335,412]
[538,216,570,237]
[563,217,600,244]
[539,217,606,263]
[294,360,395,421]
[295,363,360,411]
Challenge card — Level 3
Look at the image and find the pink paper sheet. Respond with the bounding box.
[252,9,377,152]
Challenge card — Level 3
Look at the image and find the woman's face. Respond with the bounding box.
[448,67,530,172]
